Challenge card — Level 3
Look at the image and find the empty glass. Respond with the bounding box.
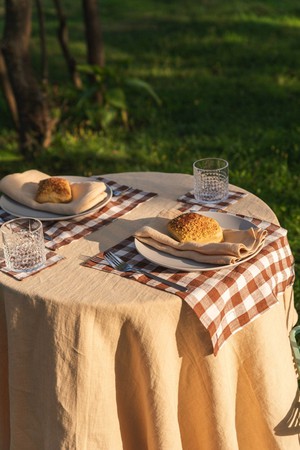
[193,158,229,203]
[1,218,46,272]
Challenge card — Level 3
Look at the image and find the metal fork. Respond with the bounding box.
[112,186,131,197]
[105,251,188,292]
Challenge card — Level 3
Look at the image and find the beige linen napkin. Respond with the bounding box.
[134,209,267,265]
[0,170,107,215]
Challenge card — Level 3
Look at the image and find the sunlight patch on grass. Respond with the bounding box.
[222,32,248,44]
[276,74,300,87]
[238,13,300,27]
[52,130,129,161]
[0,152,21,162]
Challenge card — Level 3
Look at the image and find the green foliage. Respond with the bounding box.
[0,0,299,315]
[76,65,161,129]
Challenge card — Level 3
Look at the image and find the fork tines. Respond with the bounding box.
[105,251,122,266]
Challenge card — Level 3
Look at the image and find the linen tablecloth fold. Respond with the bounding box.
[0,170,107,215]
[134,209,267,265]
[84,216,295,355]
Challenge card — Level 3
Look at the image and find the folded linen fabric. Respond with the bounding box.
[0,170,107,215]
[134,209,267,265]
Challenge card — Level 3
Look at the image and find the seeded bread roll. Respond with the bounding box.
[35,177,72,203]
[167,212,223,244]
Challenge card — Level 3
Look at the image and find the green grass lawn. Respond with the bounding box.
[0,0,299,315]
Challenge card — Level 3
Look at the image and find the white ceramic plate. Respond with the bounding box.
[135,211,262,272]
[0,176,112,221]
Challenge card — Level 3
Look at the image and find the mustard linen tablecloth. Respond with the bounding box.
[0,172,299,450]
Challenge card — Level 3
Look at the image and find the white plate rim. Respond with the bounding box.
[0,176,112,221]
[134,211,262,272]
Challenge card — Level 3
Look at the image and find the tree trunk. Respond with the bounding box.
[2,0,53,157]
[82,0,105,68]
[82,0,105,104]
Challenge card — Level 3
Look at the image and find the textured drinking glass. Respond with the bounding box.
[1,218,46,272]
[193,158,229,203]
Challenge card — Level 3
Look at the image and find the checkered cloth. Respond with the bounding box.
[83,214,295,355]
[177,189,247,210]
[0,250,65,281]
[44,179,156,250]
[0,178,157,251]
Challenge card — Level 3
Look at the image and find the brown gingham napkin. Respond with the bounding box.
[0,250,65,281]
[0,178,157,250]
[178,189,247,209]
[83,216,295,355]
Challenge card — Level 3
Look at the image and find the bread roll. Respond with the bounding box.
[168,212,223,244]
[35,177,72,203]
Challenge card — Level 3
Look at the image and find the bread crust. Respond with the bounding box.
[35,178,72,203]
[168,212,223,243]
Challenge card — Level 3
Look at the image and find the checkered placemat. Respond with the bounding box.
[177,189,247,210]
[83,216,294,355]
[0,250,65,280]
[0,178,157,251]
[44,179,156,250]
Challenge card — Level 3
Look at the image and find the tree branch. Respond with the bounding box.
[52,0,82,88]
[35,0,48,85]
[0,48,19,128]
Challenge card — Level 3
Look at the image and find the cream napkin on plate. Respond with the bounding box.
[0,170,107,215]
[134,209,267,265]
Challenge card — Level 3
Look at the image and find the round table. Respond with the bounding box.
[0,172,298,450]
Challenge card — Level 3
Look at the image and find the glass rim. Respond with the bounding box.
[1,217,43,235]
[193,158,229,171]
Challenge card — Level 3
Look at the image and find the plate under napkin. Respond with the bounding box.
[134,209,267,269]
[0,170,108,215]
